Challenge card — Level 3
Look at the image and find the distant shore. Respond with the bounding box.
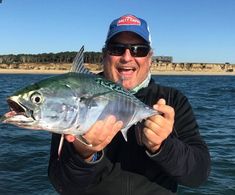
[0,68,234,76]
[0,68,68,75]
[1,62,234,76]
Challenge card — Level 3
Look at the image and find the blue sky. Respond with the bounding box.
[0,0,235,63]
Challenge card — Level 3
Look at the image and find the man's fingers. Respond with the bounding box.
[97,120,123,150]
[153,99,175,121]
[65,115,123,152]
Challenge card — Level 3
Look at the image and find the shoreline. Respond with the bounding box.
[0,68,234,76]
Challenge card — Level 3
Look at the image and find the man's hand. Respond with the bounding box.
[143,98,175,153]
[65,115,123,162]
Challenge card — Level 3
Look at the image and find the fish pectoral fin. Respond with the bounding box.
[80,91,113,108]
[80,96,98,108]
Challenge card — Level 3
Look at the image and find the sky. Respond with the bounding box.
[0,0,235,63]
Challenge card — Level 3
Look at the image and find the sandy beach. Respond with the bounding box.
[0,68,234,76]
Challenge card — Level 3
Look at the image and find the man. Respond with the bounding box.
[48,14,210,195]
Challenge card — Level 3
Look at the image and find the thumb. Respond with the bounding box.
[153,98,166,111]
[157,98,166,105]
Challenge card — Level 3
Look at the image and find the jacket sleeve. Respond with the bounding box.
[47,133,113,194]
[150,89,211,187]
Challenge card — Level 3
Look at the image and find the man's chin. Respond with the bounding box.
[121,81,136,90]
[119,71,135,80]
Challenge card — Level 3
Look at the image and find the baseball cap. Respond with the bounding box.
[105,14,152,45]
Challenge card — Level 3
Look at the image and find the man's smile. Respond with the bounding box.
[117,66,137,79]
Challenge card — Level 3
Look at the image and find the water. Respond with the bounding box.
[0,74,234,195]
[153,75,235,195]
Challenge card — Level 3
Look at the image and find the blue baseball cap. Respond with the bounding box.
[105,14,152,45]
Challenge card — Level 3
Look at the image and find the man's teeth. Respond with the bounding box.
[118,67,136,71]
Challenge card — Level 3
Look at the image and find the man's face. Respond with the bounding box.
[103,32,152,90]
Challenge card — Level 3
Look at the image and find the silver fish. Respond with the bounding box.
[0,46,159,150]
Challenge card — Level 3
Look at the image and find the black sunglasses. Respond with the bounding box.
[106,43,151,57]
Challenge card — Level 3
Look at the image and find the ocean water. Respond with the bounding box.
[0,74,234,195]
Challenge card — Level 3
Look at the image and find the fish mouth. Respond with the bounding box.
[1,98,35,125]
[7,99,26,115]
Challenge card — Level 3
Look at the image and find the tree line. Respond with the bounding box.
[0,51,103,65]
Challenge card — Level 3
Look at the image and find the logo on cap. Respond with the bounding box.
[117,15,141,26]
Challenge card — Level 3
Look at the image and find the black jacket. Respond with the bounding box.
[48,79,211,195]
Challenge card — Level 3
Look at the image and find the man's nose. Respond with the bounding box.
[121,48,133,61]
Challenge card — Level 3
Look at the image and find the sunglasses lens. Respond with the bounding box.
[107,45,125,56]
[107,44,150,57]
[130,45,150,57]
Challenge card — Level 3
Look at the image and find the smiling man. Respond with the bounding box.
[48,14,210,195]
[103,15,152,91]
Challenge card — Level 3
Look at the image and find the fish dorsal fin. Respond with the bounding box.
[70,45,93,74]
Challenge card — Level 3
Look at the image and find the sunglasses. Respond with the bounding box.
[106,43,151,57]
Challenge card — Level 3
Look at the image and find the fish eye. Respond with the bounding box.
[30,92,43,104]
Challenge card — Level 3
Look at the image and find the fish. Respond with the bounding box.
[0,46,159,154]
